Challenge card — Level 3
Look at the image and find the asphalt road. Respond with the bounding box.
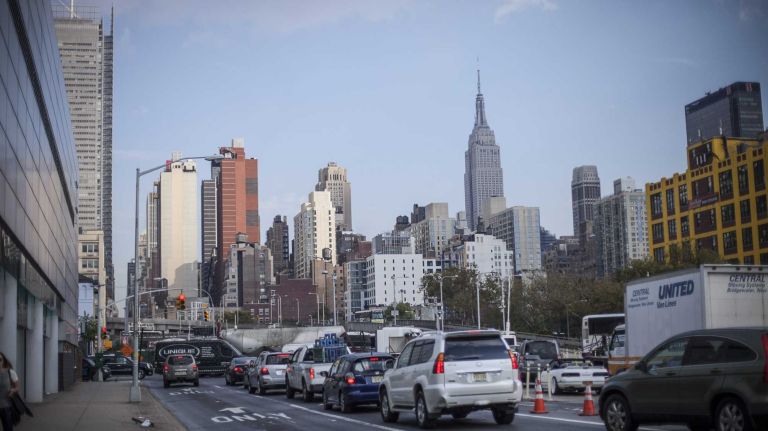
[141,375,687,431]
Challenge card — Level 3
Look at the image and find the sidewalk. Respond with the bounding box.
[16,379,185,431]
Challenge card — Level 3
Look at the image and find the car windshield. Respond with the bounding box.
[353,357,391,373]
[231,357,252,365]
[266,354,291,365]
[168,355,193,365]
[444,336,509,361]
[525,341,558,360]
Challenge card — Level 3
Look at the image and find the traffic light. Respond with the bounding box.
[204,310,209,321]
[178,293,186,310]
[101,326,107,340]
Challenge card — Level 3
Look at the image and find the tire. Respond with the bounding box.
[302,380,314,402]
[194,379,199,387]
[248,378,256,394]
[379,390,399,423]
[492,407,515,425]
[415,391,437,429]
[340,391,353,413]
[603,394,639,431]
[258,378,267,395]
[163,379,169,388]
[715,397,752,431]
[551,377,561,395]
[323,390,333,410]
[451,408,471,419]
[286,378,295,399]
[244,376,250,391]
[225,375,230,386]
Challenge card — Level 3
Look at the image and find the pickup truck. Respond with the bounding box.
[285,344,346,402]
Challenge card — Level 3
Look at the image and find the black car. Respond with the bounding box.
[599,327,768,431]
[225,357,257,385]
[93,354,152,379]
[82,357,112,381]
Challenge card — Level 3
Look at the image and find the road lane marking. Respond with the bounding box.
[517,414,666,431]
[252,395,401,431]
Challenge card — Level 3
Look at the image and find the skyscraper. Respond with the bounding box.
[201,179,217,296]
[571,165,601,236]
[212,138,260,304]
[266,215,290,277]
[464,70,504,231]
[685,82,764,146]
[159,155,199,301]
[315,162,352,231]
[293,191,336,279]
[54,4,114,296]
[595,177,649,276]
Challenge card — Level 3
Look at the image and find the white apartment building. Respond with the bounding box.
[160,155,199,300]
[294,191,336,279]
[453,234,514,278]
[596,177,649,276]
[407,203,456,258]
[315,162,352,231]
[365,254,424,307]
[486,204,542,273]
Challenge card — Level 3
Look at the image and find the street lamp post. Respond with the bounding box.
[308,292,319,326]
[390,274,397,326]
[476,276,482,329]
[295,298,300,325]
[131,154,222,403]
[332,272,337,326]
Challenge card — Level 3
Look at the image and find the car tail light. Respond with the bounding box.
[309,367,315,380]
[509,350,519,370]
[234,366,243,373]
[260,367,269,375]
[762,334,768,383]
[163,364,169,373]
[345,373,356,385]
[191,364,198,371]
[432,352,445,374]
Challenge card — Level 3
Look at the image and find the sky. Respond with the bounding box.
[90,0,768,298]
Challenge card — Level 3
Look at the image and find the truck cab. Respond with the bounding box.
[606,324,626,375]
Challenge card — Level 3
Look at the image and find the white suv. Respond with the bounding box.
[378,330,522,428]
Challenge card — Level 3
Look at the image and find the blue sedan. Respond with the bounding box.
[321,353,395,413]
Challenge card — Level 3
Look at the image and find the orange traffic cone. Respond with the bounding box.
[579,382,597,416]
[529,378,549,414]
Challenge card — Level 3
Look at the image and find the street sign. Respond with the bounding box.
[103,340,113,350]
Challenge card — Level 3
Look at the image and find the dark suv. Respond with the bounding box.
[599,327,768,431]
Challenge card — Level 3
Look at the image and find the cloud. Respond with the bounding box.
[495,0,558,22]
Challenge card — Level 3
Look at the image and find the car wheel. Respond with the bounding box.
[603,394,639,431]
[194,379,199,387]
[138,369,145,380]
[340,391,353,413]
[715,397,752,431]
[163,379,169,388]
[492,407,515,425]
[323,389,333,410]
[248,377,257,394]
[550,377,561,395]
[379,390,399,423]
[285,378,295,399]
[415,391,437,429]
[258,378,267,395]
[451,408,471,419]
[302,380,314,402]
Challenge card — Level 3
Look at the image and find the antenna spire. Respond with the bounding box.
[476,57,481,94]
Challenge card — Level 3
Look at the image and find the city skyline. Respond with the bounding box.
[90,0,768,293]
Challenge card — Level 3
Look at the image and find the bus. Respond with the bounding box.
[353,306,386,324]
[581,313,624,363]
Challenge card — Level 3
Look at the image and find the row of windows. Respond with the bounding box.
[653,223,768,261]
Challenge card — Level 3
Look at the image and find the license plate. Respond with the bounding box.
[372,376,383,383]
[175,371,187,375]
[275,370,283,375]
[473,373,487,382]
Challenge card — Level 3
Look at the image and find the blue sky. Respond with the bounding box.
[97,0,768,293]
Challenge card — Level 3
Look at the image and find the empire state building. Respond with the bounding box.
[464,70,505,231]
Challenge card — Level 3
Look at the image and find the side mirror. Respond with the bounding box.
[319,371,328,377]
[385,360,395,370]
[634,361,646,373]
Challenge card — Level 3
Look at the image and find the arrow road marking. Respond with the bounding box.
[219,407,248,414]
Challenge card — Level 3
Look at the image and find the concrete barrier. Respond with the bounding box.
[220,326,346,355]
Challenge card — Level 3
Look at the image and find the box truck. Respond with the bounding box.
[607,265,768,375]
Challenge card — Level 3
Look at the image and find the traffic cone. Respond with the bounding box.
[529,378,549,414]
[579,382,597,416]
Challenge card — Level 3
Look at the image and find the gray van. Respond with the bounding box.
[519,339,560,383]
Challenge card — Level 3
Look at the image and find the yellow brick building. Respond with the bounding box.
[646,135,768,264]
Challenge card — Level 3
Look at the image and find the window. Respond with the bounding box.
[719,171,733,198]
[759,224,768,248]
[666,189,675,215]
[682,337,723,366]
[652,223,664,243]
[740,199,752,223]
[645,338,687,370]
[444,336,510,361]
[653,247,665,263]
[692,176,714,199]
[679,184,688,208]
[81,243,99,253]
[720,340,757,362]
[738,165,749,195]
[754,160,765,191]
[696,235,717,252]
[694,209,716,234]
[723,231,737,254]
[721,204,735,227]
[757,196,767,219]
[762,253,768,265]
[650,193,662,219]
[744,255,755,264]
[743,227,753,251]
[397,342,415,368]
[411,340,435,365]
[681,216,690,237]
[668,220,677,240]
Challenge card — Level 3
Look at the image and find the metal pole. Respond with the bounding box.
[130,168,141,402]
[296,298,300,325]
[438,276,444,331]
[391,275,397,326]
[332,272,337,326]
[476,277,481,329]
[506,276,512,334]
[566,304,570,339]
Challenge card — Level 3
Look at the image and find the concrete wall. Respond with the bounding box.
[220,326,346,355]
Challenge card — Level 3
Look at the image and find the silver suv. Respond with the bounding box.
[378,330,522,428]
[163,354,199,388]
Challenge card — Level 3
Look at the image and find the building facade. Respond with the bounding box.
[201,179,216,297]
[266,215,290,277]
[222,234,273,308]
[0,0,81,401]
[53,4,114,299]
[345,260,368,319]
[685,82,763,146]
[572,165,601,237]
[365,254,425,307]
[443,234,514,278]
[316,162,352,231]
[595,177,649,276]
[486,206,542,273]
[647,136,768,264]
[407,203,456,258]
[372,231,415,255]
[293,191,336,279]
[464,71,504,231]
[159,155,199,301]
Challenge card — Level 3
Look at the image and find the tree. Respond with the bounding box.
[385,302,415,320]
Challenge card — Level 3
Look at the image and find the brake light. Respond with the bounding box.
[762,334,768,383]
[345,373,356,385]
[509,351,518,370]
[191,364,198,371]
[309,367,315,380]
[370,357,380,361]
[260,367,269,375]
[163,364,169,373]
[234,366,242,373]
[432,352,445,374]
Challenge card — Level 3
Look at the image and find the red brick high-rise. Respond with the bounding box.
[213,138,260,303]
